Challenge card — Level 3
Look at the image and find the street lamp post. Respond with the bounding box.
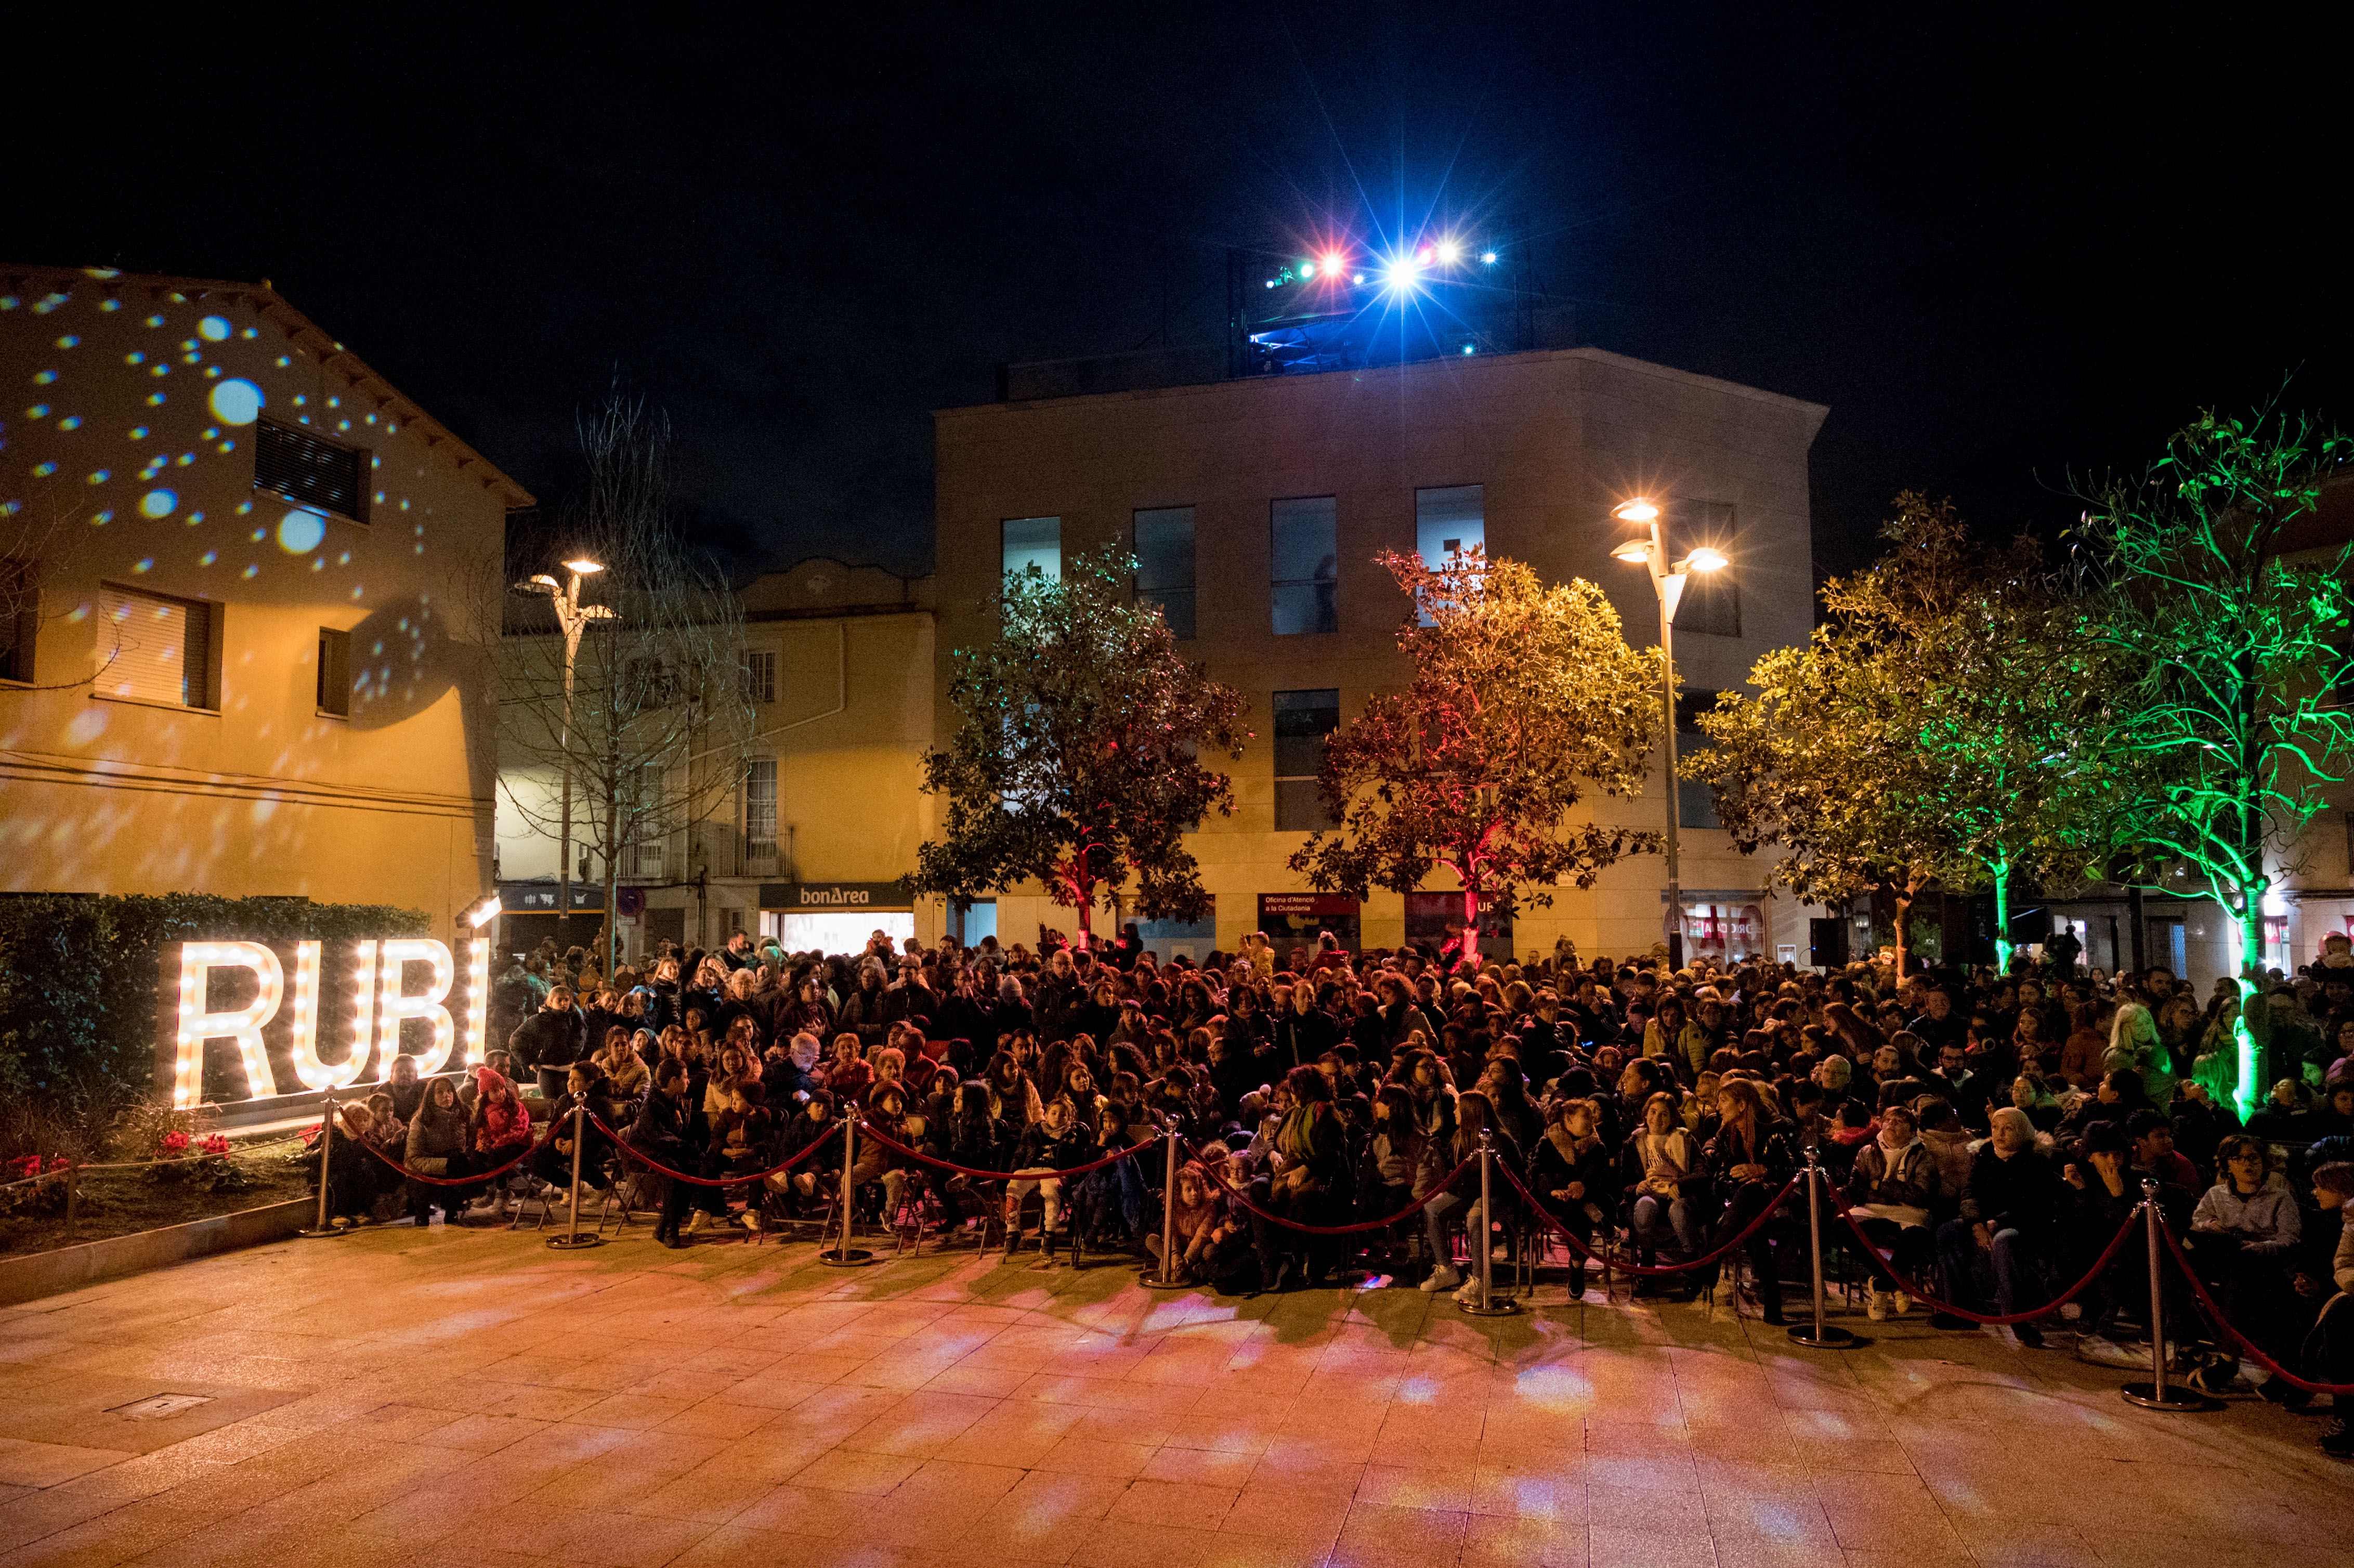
[513,559,612,947]
[1612,500,1727,972]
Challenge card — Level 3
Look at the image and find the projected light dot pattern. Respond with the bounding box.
[140,489,176,518]
[277,509,326,553]
[207,377,261,425]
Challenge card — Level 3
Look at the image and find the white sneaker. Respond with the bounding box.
[1892,1291,1913,1317]
[1419,1263,1463,1292]
[686,1211,709,1236]
[1866,1288,1892,1322]
[1455,1280,1483,1305]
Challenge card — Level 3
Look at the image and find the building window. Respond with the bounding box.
[1416,485,1485,565]
[1671,499,1740,637]
[745,756,778,858]
[1002,516,1061,582]
[317,626,351,716]
[1676,689,1721,829]
[99,584,214,709]
[742,648,777,704]
[1274,688,1341,830]
[1134,506,1197,639]
[1271,496,1339,634]
[255,419,367,523]
[0,559,35,684]
[630,763,666,878]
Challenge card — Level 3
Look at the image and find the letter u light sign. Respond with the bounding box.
[162,938,491,1107]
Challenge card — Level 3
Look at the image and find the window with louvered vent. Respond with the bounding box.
[254,419,366,521]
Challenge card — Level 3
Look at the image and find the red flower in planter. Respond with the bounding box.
[199,1135,230,1157]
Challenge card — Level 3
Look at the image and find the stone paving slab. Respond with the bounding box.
[0,1221,2346,1568]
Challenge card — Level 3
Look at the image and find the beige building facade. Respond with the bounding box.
[934,346,1831,964]
[493,558,939,959]
[0,267,525,939]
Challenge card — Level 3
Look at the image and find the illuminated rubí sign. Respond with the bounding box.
[160,939,491,1107]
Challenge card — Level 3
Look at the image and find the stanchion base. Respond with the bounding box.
[2120,1381,2213,1411]
[296,1223,349,1238]
[1787,1323,1860,1349]
[818,1248,875,1268]
[1458,1297,1523,1317]
[1138,1272,1196,1290]
[546,1233,604,1250]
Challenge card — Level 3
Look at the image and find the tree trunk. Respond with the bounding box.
[1892,881,1916,982]
[1461,882,1481,969]
[603,788,622,979]
[1991,854,2012,975]
[2229,888,2265,1119]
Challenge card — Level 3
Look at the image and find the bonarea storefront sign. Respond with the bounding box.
[158,938,491,1108]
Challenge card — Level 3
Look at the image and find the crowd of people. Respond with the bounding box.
[318,921,2354,1459]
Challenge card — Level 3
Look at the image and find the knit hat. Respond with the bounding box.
[474,1065,505,1094]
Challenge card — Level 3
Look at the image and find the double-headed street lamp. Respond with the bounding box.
[513,558,613,942]
[1612,499,1728,971]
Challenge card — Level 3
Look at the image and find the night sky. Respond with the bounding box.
[16,7,2350,583]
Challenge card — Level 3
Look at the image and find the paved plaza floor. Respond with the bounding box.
[0,1222,2347,1568]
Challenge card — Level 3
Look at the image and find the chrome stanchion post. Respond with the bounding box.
[820,1116,873,1266]
[2123,1178,2208,1409]
[63,1160,77,1242]
[548,1100,602,1250]
[1143,1123,1188,1289]
[298,1092,346,1237]
[1460,1128,1520,1316]
[1788,1153,1855,1348]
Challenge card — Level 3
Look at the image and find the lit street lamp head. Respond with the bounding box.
[1684,546,1729,572]
[1611,498,1660,524]
[563,558,606,576]
[1611,540,1652,564]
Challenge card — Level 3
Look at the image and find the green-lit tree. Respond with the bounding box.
[1287,549,1661,942]
[914,543,1250,949]
[2078,403,2354,1113]
[1689,496,2119,976]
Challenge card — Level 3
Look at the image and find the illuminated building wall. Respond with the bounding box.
[492,557,937,957]
[936,346,1827,962]
[0,267,528,937]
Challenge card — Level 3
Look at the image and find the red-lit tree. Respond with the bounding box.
[1288,549,1662,946]
[914,543,1250,949]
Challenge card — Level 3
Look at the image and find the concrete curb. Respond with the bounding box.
[0,1198,312,1307]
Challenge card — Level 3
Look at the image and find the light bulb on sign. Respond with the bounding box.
[172,943,283,1107]
[463,938,490,1068]
[377,939,456,1076]
[282,940,354,1090]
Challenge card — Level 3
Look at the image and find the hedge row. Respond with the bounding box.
[0,894,429,1128]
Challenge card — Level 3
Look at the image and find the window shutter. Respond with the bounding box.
[255,420,365,521]
[100,585,210,707]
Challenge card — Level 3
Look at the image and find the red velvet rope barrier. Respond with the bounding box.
[353,1125,558,1186]
[854,1120,1160,1181]
[1187,1143,1481,1235]
[1498,1164,1800,1274]
[1831,1201,2143,1325]
[2160,1222,2354,1395]
[587,1112,843,1187]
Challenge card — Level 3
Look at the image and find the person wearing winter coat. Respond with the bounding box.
[630,1058,707,1248]
[1845,1104,1939,1319]
[1529,1097,1617,1298]
[507,987,587,1099]
[1698,1078,1797,1323]
[1622,1091,1707,1288]
[403,1075,472,1224]
[1004,1096,1088,1255]
[2185,1135,2304,1383]
[1933,1107,2067,1344]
